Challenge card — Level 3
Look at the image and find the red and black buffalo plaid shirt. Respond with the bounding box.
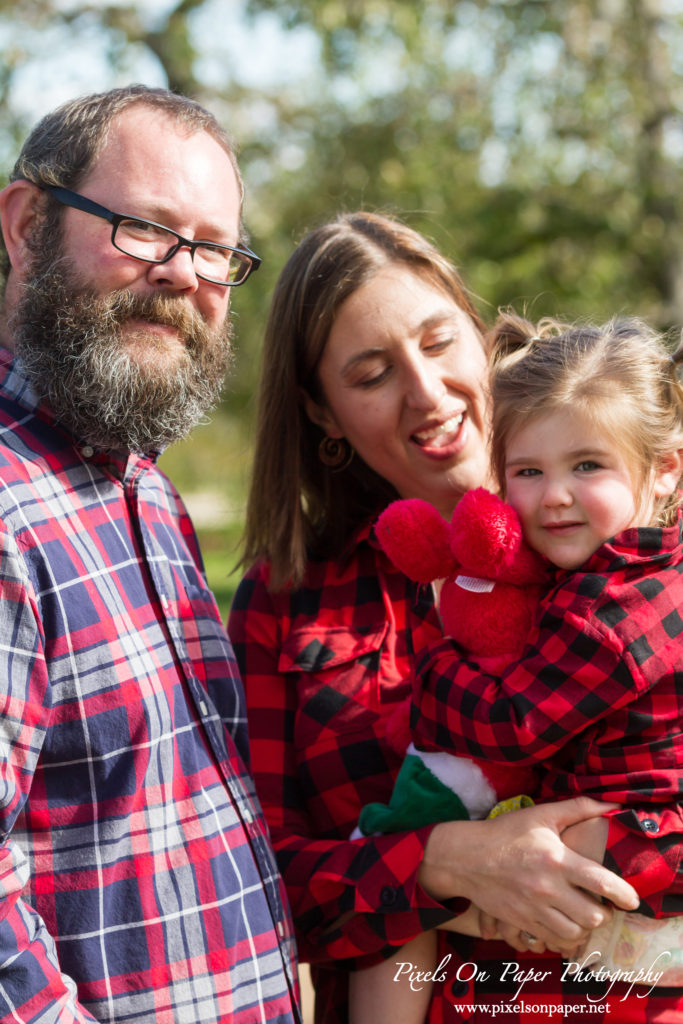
[414,516,683,918]
[230,522,683,1023]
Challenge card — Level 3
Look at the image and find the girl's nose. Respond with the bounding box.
[542,478,573,508]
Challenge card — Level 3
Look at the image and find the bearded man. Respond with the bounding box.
[0,85,300,1024]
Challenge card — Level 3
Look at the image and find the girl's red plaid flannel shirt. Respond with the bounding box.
[414,519,683,918]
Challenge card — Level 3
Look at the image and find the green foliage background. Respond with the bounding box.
[2,0,683,615]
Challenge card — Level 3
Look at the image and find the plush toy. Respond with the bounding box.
[357,487,548,835]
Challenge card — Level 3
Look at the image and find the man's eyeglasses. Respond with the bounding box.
[43,185,261,287]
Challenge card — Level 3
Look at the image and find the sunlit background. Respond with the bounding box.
[3,0,683,619]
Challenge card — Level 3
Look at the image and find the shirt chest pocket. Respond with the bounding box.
[278,622,390,750]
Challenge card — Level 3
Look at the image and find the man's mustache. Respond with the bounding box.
[97,290,205,334]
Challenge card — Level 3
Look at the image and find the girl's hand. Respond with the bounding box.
[561,814,609,862]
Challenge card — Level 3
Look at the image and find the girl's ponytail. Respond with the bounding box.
[488,311,540,363]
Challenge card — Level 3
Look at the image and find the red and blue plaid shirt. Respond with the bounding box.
[0,350,299,1024]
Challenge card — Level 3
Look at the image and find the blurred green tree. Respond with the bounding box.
[3,1,683,364]
[240,0,683,325]
[1,0,682,611]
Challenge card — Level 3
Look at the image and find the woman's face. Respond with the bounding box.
[306,264,492,517]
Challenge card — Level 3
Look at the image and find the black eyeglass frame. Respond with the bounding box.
[42,185,262,287]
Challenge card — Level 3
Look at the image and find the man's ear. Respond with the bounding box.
[0,180,45,279]
[301,389,344,439]
[653,448,683,499]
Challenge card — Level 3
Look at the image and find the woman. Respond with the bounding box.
[228,212,672,1022]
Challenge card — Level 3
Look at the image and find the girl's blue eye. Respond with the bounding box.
[577,460,600,471]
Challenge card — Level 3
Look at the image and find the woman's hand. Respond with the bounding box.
[437,902,576,957]
[482,812,616,954]
[418,797,639,950]
[438,905,577,957]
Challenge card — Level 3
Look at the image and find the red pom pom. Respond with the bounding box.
[376,499,455,582]
[450,488,545,583]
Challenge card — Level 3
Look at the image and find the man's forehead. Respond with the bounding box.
[81,107,241,236]
[98,105,230,167]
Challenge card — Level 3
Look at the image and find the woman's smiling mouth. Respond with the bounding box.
[412,412,465,449]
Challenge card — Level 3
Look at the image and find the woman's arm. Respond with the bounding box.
[229,565,463,967]
[229,567,639,964]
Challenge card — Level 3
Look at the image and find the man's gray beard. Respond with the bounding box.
[12,262,233,454]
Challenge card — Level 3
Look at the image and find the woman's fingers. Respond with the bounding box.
[418,798,638,945]
[497,922,548,954]
[478,910,498,940]
[537,798,639,910]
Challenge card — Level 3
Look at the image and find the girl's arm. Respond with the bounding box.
[412,608,641,767]
[412,586,683,920]
[577,807,683,918]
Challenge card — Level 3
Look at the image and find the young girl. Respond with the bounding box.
[351,312,683,1023]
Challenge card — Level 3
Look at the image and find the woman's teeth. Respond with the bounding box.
[413,413,463,446]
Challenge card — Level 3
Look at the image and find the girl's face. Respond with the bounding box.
[504,407,681,570]
[305,265,491,518]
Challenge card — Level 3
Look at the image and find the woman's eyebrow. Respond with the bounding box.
[420,310,460,330]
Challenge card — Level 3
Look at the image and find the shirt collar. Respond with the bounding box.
[336,519,378,571]
[554,509,683,578]
[0,346,159,479]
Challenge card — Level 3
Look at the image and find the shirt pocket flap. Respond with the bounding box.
[279,623,391,747]
[278,623,388,674]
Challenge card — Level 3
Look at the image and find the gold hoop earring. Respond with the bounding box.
[318,436,354,472]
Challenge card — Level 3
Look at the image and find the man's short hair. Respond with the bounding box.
[0,84,243,284]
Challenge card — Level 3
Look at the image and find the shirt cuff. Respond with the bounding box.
[605,805,683,915]
[351,824,467,919]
